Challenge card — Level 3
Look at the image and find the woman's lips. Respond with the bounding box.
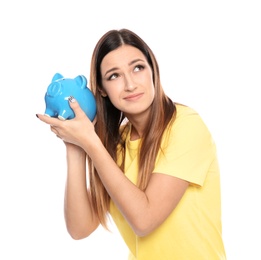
[124,93,143,101]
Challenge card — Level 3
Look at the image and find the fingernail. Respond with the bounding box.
[36,114,39,118]
[68,96,76,103]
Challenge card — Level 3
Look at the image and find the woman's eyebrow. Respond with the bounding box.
[104,67,119,77]
[128,58,145,66]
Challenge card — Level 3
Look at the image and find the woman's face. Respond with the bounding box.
[100,45,155,119]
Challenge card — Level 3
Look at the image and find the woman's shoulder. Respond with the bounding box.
[171,103,208,132]
[174,102,199,117]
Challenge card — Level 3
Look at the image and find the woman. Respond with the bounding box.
[37,29,226,259]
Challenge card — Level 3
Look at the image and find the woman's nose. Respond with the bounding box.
[124,74,136,91]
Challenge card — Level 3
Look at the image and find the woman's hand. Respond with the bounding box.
[36,98,96,148]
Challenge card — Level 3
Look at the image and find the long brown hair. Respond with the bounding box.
[87,29,176,228]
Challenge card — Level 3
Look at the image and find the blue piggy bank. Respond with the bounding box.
[44,73,96,121]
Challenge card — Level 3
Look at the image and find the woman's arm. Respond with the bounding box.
[37,100,188,237]
[83,133,188,237]
[64,143,100,239]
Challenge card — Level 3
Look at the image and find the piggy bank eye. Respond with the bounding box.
[47,82,62,97]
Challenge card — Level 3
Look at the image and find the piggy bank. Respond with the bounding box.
[44,73,96,121]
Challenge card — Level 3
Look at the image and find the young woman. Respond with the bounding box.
[37,29,226,259]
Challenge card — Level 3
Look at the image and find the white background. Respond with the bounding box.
[1,0,260,259]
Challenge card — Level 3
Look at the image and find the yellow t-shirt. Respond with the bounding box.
[110,104,226,260]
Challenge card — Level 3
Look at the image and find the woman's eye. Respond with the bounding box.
[108,73,118,80]
[134,65,144,72]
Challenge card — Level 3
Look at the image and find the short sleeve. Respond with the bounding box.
[153,106,216,186]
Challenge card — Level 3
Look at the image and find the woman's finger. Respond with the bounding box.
[50,126,59,135]
[36,114,61,126]
[68,96,87,119]
[50,126,62,139]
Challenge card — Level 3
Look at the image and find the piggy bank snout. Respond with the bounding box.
[47,82,62,97]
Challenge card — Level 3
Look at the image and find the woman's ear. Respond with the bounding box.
[98,88,107,97]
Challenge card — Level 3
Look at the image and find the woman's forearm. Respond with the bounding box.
[82,134,151,235]
[64,145,99,239]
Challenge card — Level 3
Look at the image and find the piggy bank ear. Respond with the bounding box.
[74,75,87,89]
[52,73,64,82]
